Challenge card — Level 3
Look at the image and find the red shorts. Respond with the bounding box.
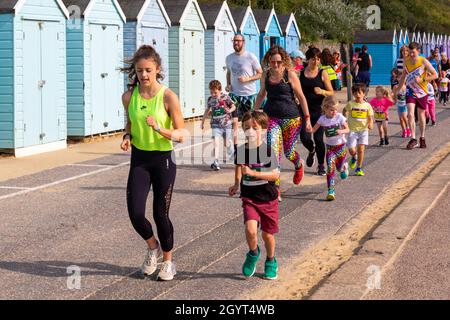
[242,197,279,234]
[406,94,428,110]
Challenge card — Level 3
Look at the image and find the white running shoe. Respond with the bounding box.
[141,245,162,276]
[158,260,177,281]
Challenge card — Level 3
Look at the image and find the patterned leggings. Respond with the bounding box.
[326,144,347,193]
[268,117,302,185]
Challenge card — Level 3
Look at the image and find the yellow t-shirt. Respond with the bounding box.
[344,101,374,132]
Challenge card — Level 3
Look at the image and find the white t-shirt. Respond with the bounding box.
[427,83,435,101]
[225,51,261,97]
[440,77,449,92]
[317,113,347,146]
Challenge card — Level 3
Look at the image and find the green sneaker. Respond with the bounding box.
[349,157,357,169]
[340,163,349,180]
[327,190,336,201]
[355,168,365,176]
[242,247,260,278]
[264,257,278,280]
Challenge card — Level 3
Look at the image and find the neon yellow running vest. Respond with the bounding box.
[128,86,173,151]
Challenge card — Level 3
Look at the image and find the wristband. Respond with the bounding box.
[123,133,131,140]
[304,114,311,120]
[154,125,161,133]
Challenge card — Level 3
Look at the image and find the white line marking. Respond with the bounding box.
[66,164,116,168]
[0,141,211,201]
[0,186,32,190]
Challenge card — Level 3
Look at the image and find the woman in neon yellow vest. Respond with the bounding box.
[121,45,185,281]
[321,48,338,91]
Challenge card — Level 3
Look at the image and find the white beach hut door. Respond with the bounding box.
[142,26,168,84]
[22,20,41,147]
[22,20,59,146]
[191,31,203,117]
[90,24,121,134]
[90,24,105,135]
[103,25,121,132]
[183,30,194,118]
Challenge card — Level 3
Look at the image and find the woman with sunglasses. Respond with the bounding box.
[255,46,312,201]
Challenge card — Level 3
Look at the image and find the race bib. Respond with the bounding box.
[374,112,386,120]
[242,167,269,186]
[212,105,226,118]
[351,107,368,121]
[324,124,340,137]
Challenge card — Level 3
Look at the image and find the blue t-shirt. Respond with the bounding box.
[429,58,440,74]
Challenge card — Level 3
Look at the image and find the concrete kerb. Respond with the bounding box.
[309,146,450,300]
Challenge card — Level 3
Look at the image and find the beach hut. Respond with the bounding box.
[278,13,301,54]
[354,29,398,85]
[229,5,260,60]
[403,29,410,47]
[63,0,126,137]
[162,0,206,118]
[430,33,436,55]
[199,1,236,101]
[119,0,171,88]
[444,35,449,55]
[0,0,69,157]
[397,29,404,57]
[252,7,283,59]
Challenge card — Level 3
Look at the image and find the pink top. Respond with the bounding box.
[295,64,305,72]
[369,97,394,121]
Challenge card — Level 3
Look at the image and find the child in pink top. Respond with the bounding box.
[369,86,394,146]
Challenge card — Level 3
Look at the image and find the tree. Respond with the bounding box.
[294,0,366,43]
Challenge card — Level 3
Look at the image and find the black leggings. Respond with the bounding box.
[300,113,325,165]
[126,146,176,252]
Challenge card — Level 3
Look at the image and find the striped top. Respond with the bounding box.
[396,58,404,73]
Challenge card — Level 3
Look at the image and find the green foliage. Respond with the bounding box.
[198,0,450,42]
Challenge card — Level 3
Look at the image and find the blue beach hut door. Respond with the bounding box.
[22,20,60,146]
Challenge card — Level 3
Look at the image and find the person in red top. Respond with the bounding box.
[369,86,394,146]
[333,51,346,91]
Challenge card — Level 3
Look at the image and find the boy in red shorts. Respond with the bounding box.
[229,111,280,280]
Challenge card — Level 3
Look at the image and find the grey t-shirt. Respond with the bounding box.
[226,51,261,97]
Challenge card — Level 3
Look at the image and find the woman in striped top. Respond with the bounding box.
[396,45,409,73]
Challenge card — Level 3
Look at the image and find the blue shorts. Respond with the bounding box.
[397,105,408,114]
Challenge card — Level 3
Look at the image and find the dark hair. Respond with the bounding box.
[355,47,361,53]
[261,45,292,70]
[362,45,368,52]
[321,48,334,66]
[352,83,366,95]
[409,42,421,51]
[305,46,321,60]
[391,68,399,75]
[121,45,164,89]
[241,111,269,129]
[209,80,222,91]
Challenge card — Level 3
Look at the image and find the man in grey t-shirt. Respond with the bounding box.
[226,34,263,145]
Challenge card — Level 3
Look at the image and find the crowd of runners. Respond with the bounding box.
[119,33,449,282]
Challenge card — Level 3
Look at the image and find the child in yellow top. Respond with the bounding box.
[342,83,374,176]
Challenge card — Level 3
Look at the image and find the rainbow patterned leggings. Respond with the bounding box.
[267,117,303,181]
[326,143,348,193]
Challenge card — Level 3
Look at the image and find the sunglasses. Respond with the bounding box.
[270,60,283,65]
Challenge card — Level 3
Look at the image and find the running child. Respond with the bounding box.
[393,77,410,137]
[311,96,350,201]
[369,86,394,146]
[229,111,280,280]
[391,68,400,90]
[439,72,449,106]
[201,80,236,171]
[343,83,374,176]
[427,82,436,126]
